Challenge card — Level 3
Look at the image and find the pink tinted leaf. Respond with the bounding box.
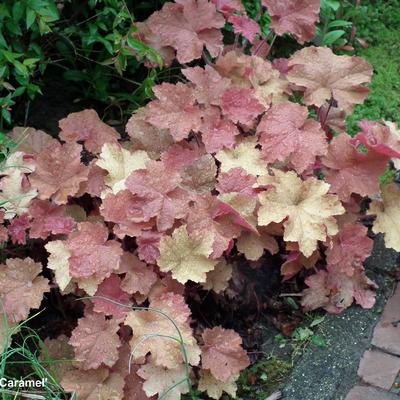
[281,247,319,281]
[322,134,389,202]
[226,14,260,43]
[288,47,373,112]
[29,200,74,239]
[29,141,88,205]
[8,215,29,244]
[216,167,257,197]
[119,252,157,296]
[263,0,320,44]
[136,231,162,264]
[126,160,189,231]
[221,88,265,125]
[182,66,231,107]
[133,22,175,67]
[211,0,245,13]
[302,267,377,313]
[148,0,225,63]
[59,109,119,154]
[187,194,242,258]
[8,127,57,155]
[257,103,327,173]
[161,142,203,171]
[93,274,131,319]
[100,190,154,238]
[147,83,202,141]
[351,120,400,159]
[326,223,373,276]
[301,270,330,311]
[69,311,121,369]
[200,108,239,153]
[66,222,122,280]
[78,160,107,198]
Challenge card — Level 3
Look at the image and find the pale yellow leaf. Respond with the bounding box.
[368,182,400,251]
[258,169,344,257]
[157,225,217,284]
[202,259,233,293]
[0,170,37,219]
[96,143,150,194]
[215,138,268,176]
[45,240,72,291]
[198,370,238,400]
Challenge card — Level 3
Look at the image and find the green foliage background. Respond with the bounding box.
[347,0,400,135]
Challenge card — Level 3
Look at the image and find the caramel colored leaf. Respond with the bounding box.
[29,141,88,204]
[202,259,233,293]
[69,311,121,370]
[59,109,119,154]
[125,292,200,368]
[202,326,249,382]
[126,107,174,159]
[288,46,373,112]
[0,258,49,322]
[236,230,279,261]
[137,361,189,400]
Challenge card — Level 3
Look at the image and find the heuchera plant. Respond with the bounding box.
[1,0,400,398]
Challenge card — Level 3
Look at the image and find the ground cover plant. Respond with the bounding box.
[1,0,400,399]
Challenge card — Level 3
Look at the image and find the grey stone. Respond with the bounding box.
[282,235,399,400]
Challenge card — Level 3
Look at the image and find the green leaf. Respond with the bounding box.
[0,32,7,48]
[2,82,15,91]
[6,20,23,36]
[23,58,40,67]
[323,30,346,45]
[311,335,327,347]
[12,2,25,23]
[63,69,88,82]
[322,0,341,12]
[13,60,29,77]
[310,315,325,327]
[327,20,352,29]
[26,8,37,29]
[38,18,50,34]
[1,109,12,125]
[0,66,8,79]
[12,86,26,97]
[294,327,313,341]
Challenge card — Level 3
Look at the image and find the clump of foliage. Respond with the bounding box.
[0,0,59,127]
[346,0,400,134]
[1,0,400,399]
[0,0,163,129]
